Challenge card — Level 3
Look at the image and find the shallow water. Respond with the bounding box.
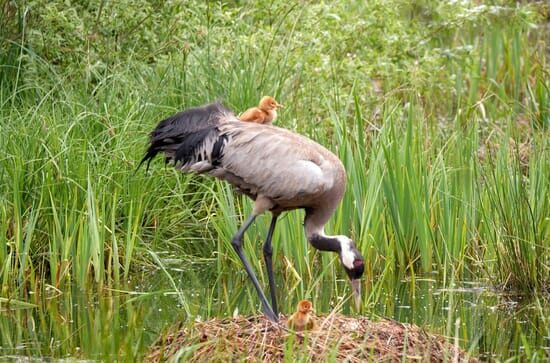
[372,278,549,360]
[0,275,548,361]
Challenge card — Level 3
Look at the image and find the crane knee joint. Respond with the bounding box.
[231,237,242,249]
[263,244,273,257]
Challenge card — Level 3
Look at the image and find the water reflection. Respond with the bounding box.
[0,284,173,361]
[372,278,549,360]
[0,275,548,361]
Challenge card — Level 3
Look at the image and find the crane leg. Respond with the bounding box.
[231,214,278,322]
[263,214,278,317]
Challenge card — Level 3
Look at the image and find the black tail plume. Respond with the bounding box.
[138,102,234,172]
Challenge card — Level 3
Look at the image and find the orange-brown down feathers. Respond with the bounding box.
[239,96,283,125]
[287,300,316,332]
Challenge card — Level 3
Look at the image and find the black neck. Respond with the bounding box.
[308,234,341,253]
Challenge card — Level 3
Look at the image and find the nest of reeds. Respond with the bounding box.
[147,314,477,362]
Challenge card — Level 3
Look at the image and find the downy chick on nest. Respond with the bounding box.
[287,300,316,332]
[239,96,283,125]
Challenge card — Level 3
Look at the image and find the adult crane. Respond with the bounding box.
[140,102,364,322]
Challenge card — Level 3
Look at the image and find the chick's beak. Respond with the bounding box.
[351,279,362,310]
[276,103,284,108]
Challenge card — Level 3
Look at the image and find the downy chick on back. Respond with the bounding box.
[239,96,283,125]
[287,300,316,332]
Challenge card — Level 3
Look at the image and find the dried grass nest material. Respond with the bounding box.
[147,314,477,362]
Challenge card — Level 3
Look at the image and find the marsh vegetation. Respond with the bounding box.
[1,0,549,361]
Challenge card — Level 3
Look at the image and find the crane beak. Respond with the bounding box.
[351,279,361,311]
[276,103,284,108]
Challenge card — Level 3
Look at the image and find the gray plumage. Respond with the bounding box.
[140,102,346,232]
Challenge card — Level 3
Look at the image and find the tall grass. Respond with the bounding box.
[1,0,548,302]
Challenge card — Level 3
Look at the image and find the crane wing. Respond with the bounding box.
[139,102,236,171]
[218,123,336,203]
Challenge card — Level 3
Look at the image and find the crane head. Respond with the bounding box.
[259,96,283,111]
[336,236,365,311]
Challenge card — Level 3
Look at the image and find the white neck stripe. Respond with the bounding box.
[318,231,355,269]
